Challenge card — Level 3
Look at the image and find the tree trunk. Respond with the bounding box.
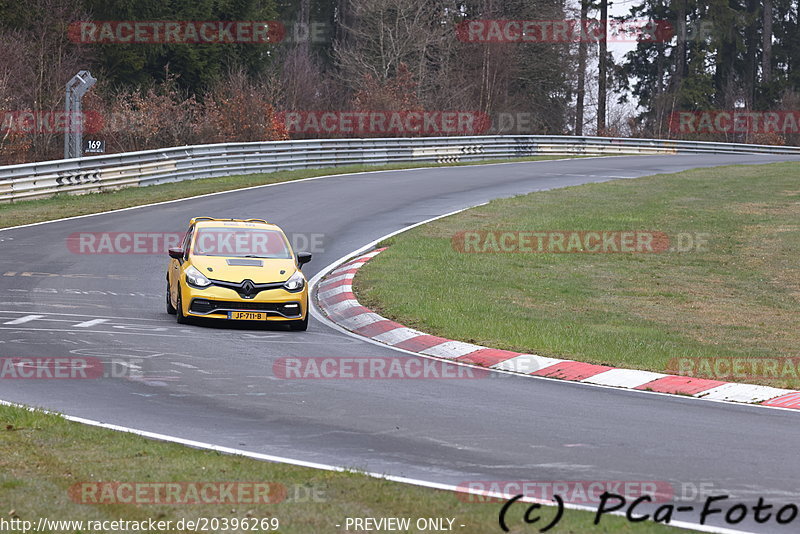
[575,0,589,135]
[762,0,772,83]
[597,0,607,134]
[738,0,758,111]
[298,0,311,51]
[672,0,686,90]
[336,0,349,44]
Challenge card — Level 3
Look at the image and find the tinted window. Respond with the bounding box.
[192,227,291,258]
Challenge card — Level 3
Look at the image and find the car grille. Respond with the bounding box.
[208,279,285,299]
[189,299,302,317]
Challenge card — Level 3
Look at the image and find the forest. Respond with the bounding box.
[1,0,798,163]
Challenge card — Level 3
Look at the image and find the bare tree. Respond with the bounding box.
[597,0,607,133]
[575,0,590,135]
[298,0,311,53]
[333,0,452,103]
[278,46,338,110]
[0,0,92,161]
[762,0,773,84]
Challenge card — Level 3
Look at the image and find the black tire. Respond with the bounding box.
[288,312,309,331]
[176,291,189,324]
[166,281,177,315]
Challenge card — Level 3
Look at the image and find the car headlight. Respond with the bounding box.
[185,265,211,288]
[283,270,305,292]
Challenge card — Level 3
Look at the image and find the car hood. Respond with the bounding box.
[190,256,298,283]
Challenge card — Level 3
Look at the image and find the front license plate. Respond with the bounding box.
[228,311,267,321]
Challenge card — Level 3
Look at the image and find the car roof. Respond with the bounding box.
[190,218,282,231]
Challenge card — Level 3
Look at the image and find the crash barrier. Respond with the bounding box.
[2,135,799,202]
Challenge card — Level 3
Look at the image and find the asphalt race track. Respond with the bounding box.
[1,154,799,533]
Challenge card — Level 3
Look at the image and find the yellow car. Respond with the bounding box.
[166,217,312,330]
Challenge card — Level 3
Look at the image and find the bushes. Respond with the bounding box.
[1,72,287,164]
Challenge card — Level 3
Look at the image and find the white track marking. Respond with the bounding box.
[695,383,794,403]
[317,284,352,300]
[420,340,485,359]
[170,362,198,369]
[337,261,367,271]
[583,369,668,389]
[3,315,44,325]
[114,361,142,370]
[0,326,192,337]
[491,354,566,374]
[0,310,166,320]
[321,272,356,285]
[2,316,130,325]
[336,312,384,330]
[72,318,110,328]
[371,327,427,345]
[322,299,362,316]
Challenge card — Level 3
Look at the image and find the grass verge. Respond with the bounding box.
[0,405,681,533]
[354,162,800,389]
[0,156,579,230]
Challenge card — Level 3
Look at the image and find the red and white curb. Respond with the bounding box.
[316,248,800,411]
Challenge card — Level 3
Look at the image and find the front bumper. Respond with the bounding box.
[180,283,307,321]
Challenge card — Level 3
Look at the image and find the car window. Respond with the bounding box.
[182,226,194,259]
[191,227,292,258]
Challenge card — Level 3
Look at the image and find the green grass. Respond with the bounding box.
[0,405,681,533]
[0,156,578,230]
[355,162,800,389]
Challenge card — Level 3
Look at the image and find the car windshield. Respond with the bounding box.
[192,227,292,258]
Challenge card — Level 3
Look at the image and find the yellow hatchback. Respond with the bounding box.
[166,217,312,330]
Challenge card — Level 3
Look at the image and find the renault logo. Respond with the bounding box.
[241,279,256,298]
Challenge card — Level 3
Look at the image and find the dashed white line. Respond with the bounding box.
[73,318,110,328]
[3,314,45,325]
[114,361,142,370]
[170,361,198,369]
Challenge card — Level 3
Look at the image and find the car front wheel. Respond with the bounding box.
[288,302,309,331]
[166,281,177,315]
[176,291,189,324]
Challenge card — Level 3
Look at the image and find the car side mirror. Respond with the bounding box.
[296,252,312,269]
[168,247,185,260]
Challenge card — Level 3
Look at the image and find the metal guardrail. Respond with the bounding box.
[1,135,799,202]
